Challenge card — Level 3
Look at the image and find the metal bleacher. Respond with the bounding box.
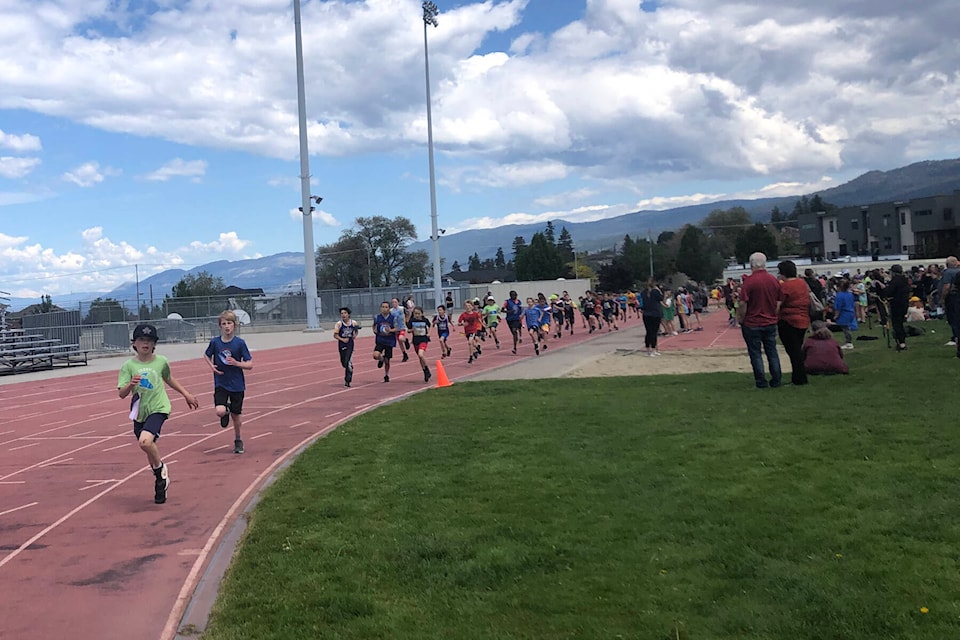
[0,328,89,376]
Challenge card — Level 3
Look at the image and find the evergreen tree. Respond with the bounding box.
[515,232,564,280]
[451,260,462,272]
[494,247,506,268]
[468,252,481,270]
[557,227,574,261]
[511,236,527,263]
[544,221,556,245]
[734,223,779,263]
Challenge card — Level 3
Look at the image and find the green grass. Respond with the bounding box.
[201,319,960,640]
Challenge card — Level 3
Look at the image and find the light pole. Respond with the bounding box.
[422,1,443,310]
[293,0,320,330]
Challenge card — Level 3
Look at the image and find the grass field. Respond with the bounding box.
[201,321,960,640]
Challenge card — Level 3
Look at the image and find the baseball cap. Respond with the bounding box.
[132,324,159,341]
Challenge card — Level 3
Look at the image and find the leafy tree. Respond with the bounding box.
[494,247,506,268]
[83,297,129,324]
[398,250,430,285]
[170,271,225,298]
[39,294,53,313]
[734,223,779,264]
[316,234,368,289]
[598,263,633,292]
[450,260,462,272]
[700,207,752,259]
[515,232,564,280]
[339,216,423,287]
[676,225,722,282]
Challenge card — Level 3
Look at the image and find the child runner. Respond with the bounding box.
[523,297,544,355]
[501,290,524,354]
[550,294,565,339]
[373,301,398,382]
[458,300,483,363]
[536,294,552,349]
[562,292,576,335]
[334,306,360,387]
[119,324,198,504]
[204,310,253,454]
[481,296,502,349]
[433,305,453,358]
[407,306,433,382]
[390,298,410,362]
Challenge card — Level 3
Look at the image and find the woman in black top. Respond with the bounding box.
[640,278,664,355]
[885,264,911,351]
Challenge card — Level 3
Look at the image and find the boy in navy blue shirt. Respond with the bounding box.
[373,301,398,382]
[204,310,253,454]
[334,306,360,387]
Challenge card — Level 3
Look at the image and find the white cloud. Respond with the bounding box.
[0,128,41,152]
[534,188,599,208]
[288,207,340,227]
[62,161,119,187]
[0,156,41,178]
[186,231,251,254]
[143,158,207,182]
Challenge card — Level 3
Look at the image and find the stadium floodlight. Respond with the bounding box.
[422,1,443,309]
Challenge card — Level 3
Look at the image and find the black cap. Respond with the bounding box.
[132,324,159,341]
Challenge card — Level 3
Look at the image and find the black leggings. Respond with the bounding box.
[643,315,661,348]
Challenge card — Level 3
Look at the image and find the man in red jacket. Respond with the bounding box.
[736,252,783,388]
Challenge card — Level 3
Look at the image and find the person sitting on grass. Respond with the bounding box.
[802,320,849,375]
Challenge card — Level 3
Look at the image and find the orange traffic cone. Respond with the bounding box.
[435,360,453,388]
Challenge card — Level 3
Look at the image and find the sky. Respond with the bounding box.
[1,0,959,299]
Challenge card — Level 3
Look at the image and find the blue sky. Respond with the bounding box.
[2,0,959,299]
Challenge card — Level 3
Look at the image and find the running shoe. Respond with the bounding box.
[468,355,474,364]
[534,344,540,355]
[402,352,410,363]
[153,463,169,504]
[219,413,230,428]
[377,359,384,369]
[423,367,431,382]
[383,375,390,383]
[234,439,244,454]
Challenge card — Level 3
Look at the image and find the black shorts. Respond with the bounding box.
[214,388,245,414]
[507,319,522,332]
[375,344,394,359]
[134,413,168,441]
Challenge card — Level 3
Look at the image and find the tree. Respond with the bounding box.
[39,294,53,313]
[338,216,423,287]
[494,247,506,268]
[700,207,752,259]
[450,260,462,272]
[170,271,225,298]
[316,234,368,289]
[83,297,129,324]
[468,252,481,271]
[556,226,574,262]
[676,225,722,282]
[511,236,527,263]
[544,221,556,245]
[515,232,564,280]
[598,263,634,292]
[734,223,779,264]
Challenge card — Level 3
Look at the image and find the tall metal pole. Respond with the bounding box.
[648,229,654,278]
[422,1,443,309]
[294,0,320,329]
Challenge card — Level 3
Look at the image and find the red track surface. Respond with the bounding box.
[0,309,740,640]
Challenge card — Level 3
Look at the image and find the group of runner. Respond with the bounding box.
[332,290,643,388]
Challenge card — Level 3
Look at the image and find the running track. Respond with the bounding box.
[0,310,740,640]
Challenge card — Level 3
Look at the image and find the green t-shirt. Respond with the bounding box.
[118,355,172,421]
[482,304,500,325]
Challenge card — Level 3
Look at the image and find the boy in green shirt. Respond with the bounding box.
[118,324,199,504]
[481,296,502,349]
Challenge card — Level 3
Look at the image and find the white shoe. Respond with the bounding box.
[841,343,854,350]
[946,340,957,346]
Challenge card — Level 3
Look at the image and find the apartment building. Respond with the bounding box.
[798,190,960,260]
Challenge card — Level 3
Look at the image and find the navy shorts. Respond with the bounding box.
[134,413,168,441]
[213,388,245,414]
[375,344,393,359]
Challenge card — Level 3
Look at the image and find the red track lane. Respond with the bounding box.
[0,310,741,640]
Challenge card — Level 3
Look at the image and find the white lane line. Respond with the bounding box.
[353,403,371,410]
[70,430,96,437]
[288,421,310,429]
[0,481,26,485]
[0,430,14,437]
[203,444,231,454]
[9,442,41,452]
[250,432,272,440]
[325,411,342,418]
[0,502,39,517]
[102,443,131,452]
[39,458,73,468]
[80,480,118,492]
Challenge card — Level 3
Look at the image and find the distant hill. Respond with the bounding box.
[10,157,959,311]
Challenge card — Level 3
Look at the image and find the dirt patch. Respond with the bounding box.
[566,347,757,377]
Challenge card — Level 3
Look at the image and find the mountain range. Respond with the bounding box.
[7,158,960,312]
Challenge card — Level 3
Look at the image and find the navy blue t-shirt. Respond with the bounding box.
[373,313,397,347]
[205,335,251,392]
